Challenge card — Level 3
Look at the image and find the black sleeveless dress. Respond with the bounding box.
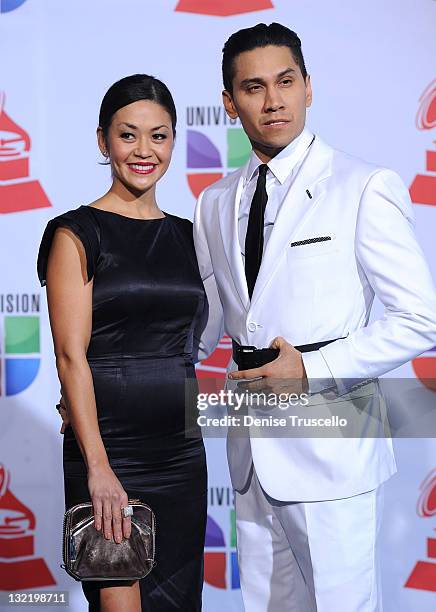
[37,205,208,611]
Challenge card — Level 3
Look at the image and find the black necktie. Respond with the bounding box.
[245,164,268,299]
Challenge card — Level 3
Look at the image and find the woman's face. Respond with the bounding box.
[99,100,174,195]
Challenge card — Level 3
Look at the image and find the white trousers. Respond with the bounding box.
[235,469,384,612]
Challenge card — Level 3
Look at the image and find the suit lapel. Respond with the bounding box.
[218,167,250,310]
[250,137,333,308]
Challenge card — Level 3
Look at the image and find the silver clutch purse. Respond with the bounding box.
[62,499,156,581]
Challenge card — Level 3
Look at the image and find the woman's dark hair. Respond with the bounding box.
[98,74,177,139]
[222,23,307,94]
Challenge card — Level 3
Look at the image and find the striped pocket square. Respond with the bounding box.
[290,236,332,247]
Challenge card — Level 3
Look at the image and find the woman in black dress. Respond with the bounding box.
[37,75,208,611]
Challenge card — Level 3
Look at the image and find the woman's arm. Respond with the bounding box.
[46,227,130,543]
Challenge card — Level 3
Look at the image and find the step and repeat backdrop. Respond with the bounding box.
[1,0,435,610]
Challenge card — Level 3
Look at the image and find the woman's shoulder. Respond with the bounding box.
[46,204,98,227]
[37,205,100,286]
[42,204,101,248]
[166,213,193,230]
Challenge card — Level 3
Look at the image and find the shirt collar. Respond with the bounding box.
[244,127,314,186]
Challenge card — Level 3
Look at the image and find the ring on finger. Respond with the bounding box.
[122,505,133,518]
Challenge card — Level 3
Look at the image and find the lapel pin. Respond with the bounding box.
[306,189,312,199]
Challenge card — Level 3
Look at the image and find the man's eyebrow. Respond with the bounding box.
[239,67,296,87]
[277,67,296,79]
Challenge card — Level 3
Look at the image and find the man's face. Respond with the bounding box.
[223,45,312,161]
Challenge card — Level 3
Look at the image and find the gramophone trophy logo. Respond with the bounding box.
[0,463,55,590]
[405,469,436,592]
[0,92,51,214]
[175,0,273,17]
[410,79,436,389]
[409,79,436,207]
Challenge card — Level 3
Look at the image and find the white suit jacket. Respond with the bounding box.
[193,135,436,501]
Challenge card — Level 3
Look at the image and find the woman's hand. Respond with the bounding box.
[87,464,132,543]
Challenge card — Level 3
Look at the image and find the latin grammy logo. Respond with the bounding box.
[0,463,55,590]
[409,80,436,207]
[0,92,51,214]
[405,469,436,592]
[175,0,273,17]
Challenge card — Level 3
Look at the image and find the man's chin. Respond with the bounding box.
[256,137,294,156]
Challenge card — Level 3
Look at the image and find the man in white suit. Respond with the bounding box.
[193,23,436,612]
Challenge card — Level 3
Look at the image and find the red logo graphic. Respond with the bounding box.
[0,93,51,214]
[412,349,436,392]
[196,335,232,393]
[175,0,273,17]
[204,511,239,589]
[409,80,436,207]
[0,463,56,590]
[405,469,436,592]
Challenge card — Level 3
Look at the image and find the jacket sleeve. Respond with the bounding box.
[302,168,436,383]
[193,190,225,362]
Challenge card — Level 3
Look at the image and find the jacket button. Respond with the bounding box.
[247,322,257,332]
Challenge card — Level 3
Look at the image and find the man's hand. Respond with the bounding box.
[228,336,308,395]
[56,394,71,434]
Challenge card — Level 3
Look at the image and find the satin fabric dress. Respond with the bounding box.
[37,205,208,611]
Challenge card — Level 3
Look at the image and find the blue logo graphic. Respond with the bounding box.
[1,315,40,395]
[204,511,240,590]
[1,0,27,14]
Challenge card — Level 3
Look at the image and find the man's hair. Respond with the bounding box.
[222,23,307,93]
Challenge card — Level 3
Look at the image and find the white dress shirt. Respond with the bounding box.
[238,127,314,261]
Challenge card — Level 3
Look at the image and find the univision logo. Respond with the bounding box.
[1,294,41,396]
[186,128,251,198]
[204,510,240,590]
[0,0,27,13]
